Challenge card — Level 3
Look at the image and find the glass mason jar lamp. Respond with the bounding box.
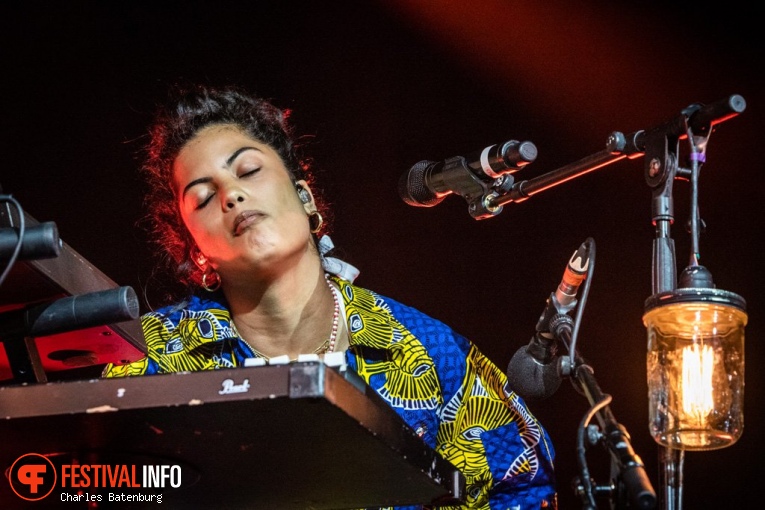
[644,275,747,451]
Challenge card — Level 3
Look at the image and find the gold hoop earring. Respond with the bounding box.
[309,211,323,234]
[201,270,221,292]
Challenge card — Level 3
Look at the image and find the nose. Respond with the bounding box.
[225,194,245,209]
[222,185,246,210]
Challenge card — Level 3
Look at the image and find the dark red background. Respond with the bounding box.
[2,1,762,507]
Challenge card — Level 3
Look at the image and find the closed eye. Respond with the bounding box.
[239,167,260,178]
[196,193,214,210]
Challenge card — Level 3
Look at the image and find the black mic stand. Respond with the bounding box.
[535,237,656,509]
[549,313,656,510]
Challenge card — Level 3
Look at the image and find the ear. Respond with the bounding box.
[295,180,315,212]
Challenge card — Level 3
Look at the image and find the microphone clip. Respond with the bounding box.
[437,155,515,220]
[535,292,578,336]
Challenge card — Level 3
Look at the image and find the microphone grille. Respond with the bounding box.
[398,160,442,207]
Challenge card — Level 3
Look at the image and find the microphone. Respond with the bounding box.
[0,222,62,261]
[399,140,537,207]
[0,286,140,338]
[507,241,591,400]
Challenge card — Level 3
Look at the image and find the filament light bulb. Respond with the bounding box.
[643,288,746,450]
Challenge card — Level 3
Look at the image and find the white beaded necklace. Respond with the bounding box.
[243,274,340,361]
[321,274,340,354]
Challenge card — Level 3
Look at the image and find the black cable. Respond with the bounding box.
[576,388,613,509]
[567,237,595,371]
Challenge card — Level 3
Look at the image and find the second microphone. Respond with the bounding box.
[399,140,537,208]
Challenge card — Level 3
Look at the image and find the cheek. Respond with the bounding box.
[179,209,215,247]
[282,206,311,235]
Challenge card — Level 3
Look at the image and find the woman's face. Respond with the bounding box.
[173,124,314,280]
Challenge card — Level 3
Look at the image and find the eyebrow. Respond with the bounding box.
[181,146,261,198]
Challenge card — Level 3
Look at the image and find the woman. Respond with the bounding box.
[103,84,557,509]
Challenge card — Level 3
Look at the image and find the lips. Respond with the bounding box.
[233,210,265,236]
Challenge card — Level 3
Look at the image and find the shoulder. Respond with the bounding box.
[143,294,230,323]
[337,278,470,353]
[141,294,238,344]
[338,278,444,325]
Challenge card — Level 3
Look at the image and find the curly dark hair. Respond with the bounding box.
[141,84,323,295]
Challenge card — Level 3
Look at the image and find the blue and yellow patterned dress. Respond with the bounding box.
[103,276,557,509]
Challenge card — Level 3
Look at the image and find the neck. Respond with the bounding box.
[224,268,341,360]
